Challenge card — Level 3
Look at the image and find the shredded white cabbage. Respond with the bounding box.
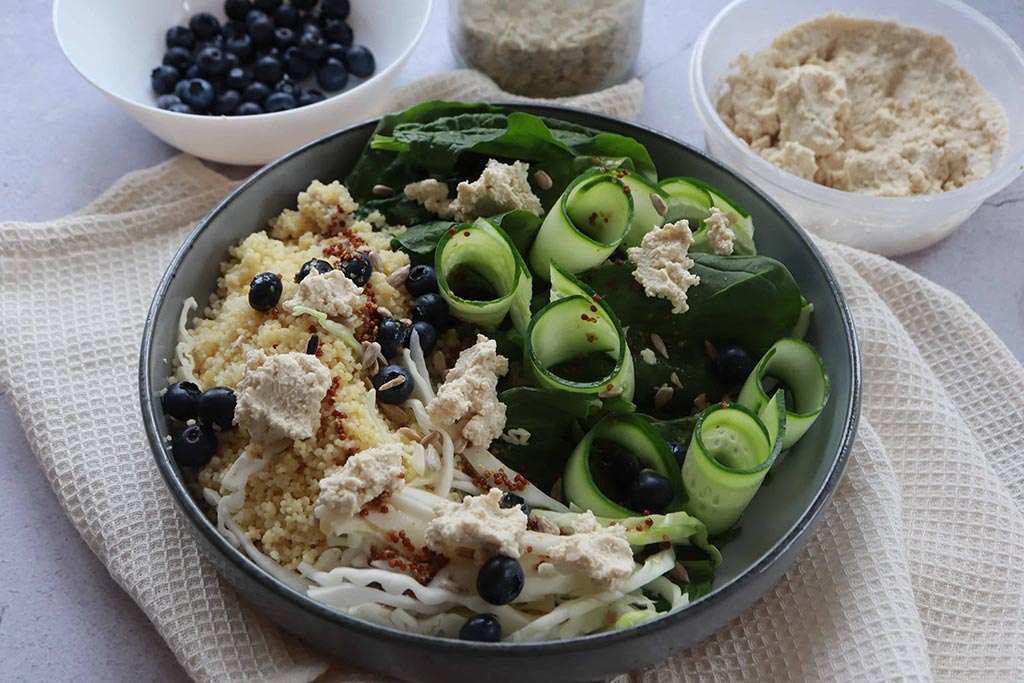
[174,297,200,386]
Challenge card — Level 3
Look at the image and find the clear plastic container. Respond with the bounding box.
[689,0,1024,256]
[449,0,644,98]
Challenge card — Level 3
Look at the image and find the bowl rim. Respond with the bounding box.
[51,0,434,121]
[139,102,862,655]
[689,0,1024,210]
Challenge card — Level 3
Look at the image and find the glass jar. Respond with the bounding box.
[448,0,645,98]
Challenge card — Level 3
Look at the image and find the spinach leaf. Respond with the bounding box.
[390,220,453,255]
[356,193,435,227]
[491,209,542,254]
[648,416,697,444]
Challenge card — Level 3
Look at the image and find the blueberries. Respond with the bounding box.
[223,50,242,72]
[306,334,320,355]
[198,387,237,430]
[372,365,414,404]
[324,42,347,62]
[185,64,200,79]
[212,89,242,115]
[222,19,248,38]
[412,293,450,328]
[172,424,218,468]
[226,67,252,91]
[296,258,333,282]
[284,46,312,79]
[668,439,688,467]
[459,614,501,642]
[715,344,754,386]
[628,470,674,514]
[179,78,216,110]
[189,12,221,40]
[315,56,348,91]
[608,451,641,498]
[273,3,299,28]
[163,46,193,71]
[174,79,191,99]
[298,88,326,107]
[265,91,296,112]
[166,26,196,50]
[253,54,284,84]
[195,46,228,78]
[341,252,373,286]
[476,555,524,605]
[248,272,282,311]
[298,32,327,63]
[274,77,303,98]
[243,81,272,103]
[404,321,437,355]
[321,0,351,20]
[343,44,375,78]
[302,7,325,25]
[150,65,180,94]
[322,18,353,46]
[375,318,407,358]
[405,265,438,297]
[247,10,275,45]
[292,0,318,10]
[163,381,202,420]
[168,103,193,114]
[156,94,183,110]
[499,492,530,516]
[274,27,298,49]
[236,101,264,115]
[224,33,254,60]
[224,0,253,21]
[253,0,282,12]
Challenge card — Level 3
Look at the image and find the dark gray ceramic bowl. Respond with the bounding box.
[140,104,861,683]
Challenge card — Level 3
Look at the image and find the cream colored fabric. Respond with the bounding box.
[1,71,1022,683]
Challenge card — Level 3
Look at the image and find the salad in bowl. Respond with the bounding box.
[161,101,830,644]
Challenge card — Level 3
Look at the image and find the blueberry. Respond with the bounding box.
[174,79,191,99]
[172,424,218,467]
[274,77,303,98]
[150,65,180,94]
[189,12,222,40]
[243,81,271,102]
[296,258,333,283]
[608,451,641,499]
[195,35,225,51]
[162,381,201,420]
[223,50,241,72]
[411,293,450,328]
[404,321,437,355]
[306,334,320,355]
[292,0,317,10]
[372,365,414,404]
[316,57,349,91]
[179,78,216,110]
[322,19,352,46]
[324,42,347,62]
[166,26,196,50]
[222,19,248,38]
[247,10,275,46]
[248,272,282,311]
[628,470,674,514]
[163,46,193,71]
[343,44,375,78]
[185,64,200,79]
[224,33,254,60]
[297,88,326,107]
[476,555,524,605]
[284,46,312,79]
[341,252,373,286]
[298,32,326,63]
[300,22,322,39]
[405,264,438,296]
[254,54,284,84]
[715,344,754,386]
[459,614,501,642]
[499,492,530,516]
[224,0,253,21]
[212,89,242,115]
[168,102,194,114]
[375,318,407,358]
[302,8,324,26]
[156,94,183,110]
[265,91,296,112]
[253,0,281,12]
[226,67,252,90]
[198,387,236,429]
[236,101,264,115]
[668,439,688,467]
[196,46,229,78]
[273,3,299,27]
[321,0,351,20]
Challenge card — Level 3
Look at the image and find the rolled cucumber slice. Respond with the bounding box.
[528,170,634,279]
[678,178,756,255]
[620,173,668,249]
[434,217,533,333]
[659,177,712,225]
[738,338,830,449]
[681,401,781,535]
[563,413,686,518]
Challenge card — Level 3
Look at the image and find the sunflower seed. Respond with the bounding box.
[670,372,683,389]
[387,264,410,288]
[670,562,690,582]
[640,348,657,365]
[367,251,384,272]
[420,431,440,448]
[651,333,669,359]
[598,385,623,398]
[378,374,407,391]
[380,404,409,425]
[654,385,674,410]
[372,184,395,198]
[431,350,448,376]
[650,192,668,217]
[534,169,553,190]
[704,340,718,361]
[536,516,561,536]
[397,426,421,442]
[376,305,393,319]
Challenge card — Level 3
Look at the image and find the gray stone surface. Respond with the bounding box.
[0,1,1020,681]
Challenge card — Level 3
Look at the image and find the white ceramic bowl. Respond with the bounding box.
[53,0,432,165]
[690,0,1024,256]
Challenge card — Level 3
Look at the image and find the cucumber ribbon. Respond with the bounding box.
[434,217,533,333]
[659,177,757,256]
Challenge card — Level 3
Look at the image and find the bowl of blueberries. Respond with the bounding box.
[53,0,433,165]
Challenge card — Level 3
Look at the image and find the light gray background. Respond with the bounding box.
[1,1,1021,682]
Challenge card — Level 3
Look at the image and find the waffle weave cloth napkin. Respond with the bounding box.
[1,70,1022,683]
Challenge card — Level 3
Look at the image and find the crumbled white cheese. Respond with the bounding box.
[545,511,634,587]
[639,348,657,366]
[626,220,701,314]
[283,270,366,326]
[404,179,455,219]
[427,334,509,449]
[404,160,544,223]
[704,207,736,256]
[317,443,406,517]
[235,350,331,442]
[425,488,528,558]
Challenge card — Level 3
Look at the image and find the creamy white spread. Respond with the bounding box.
[546,511,634,587]
[283,270,366,326]
[427,334,509,449]
[626,220,700,314]
[316,443,407,518]
[704,207,736,256]
[235,350,331,442]
[425,488,528,558]
[404,159,544,222]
